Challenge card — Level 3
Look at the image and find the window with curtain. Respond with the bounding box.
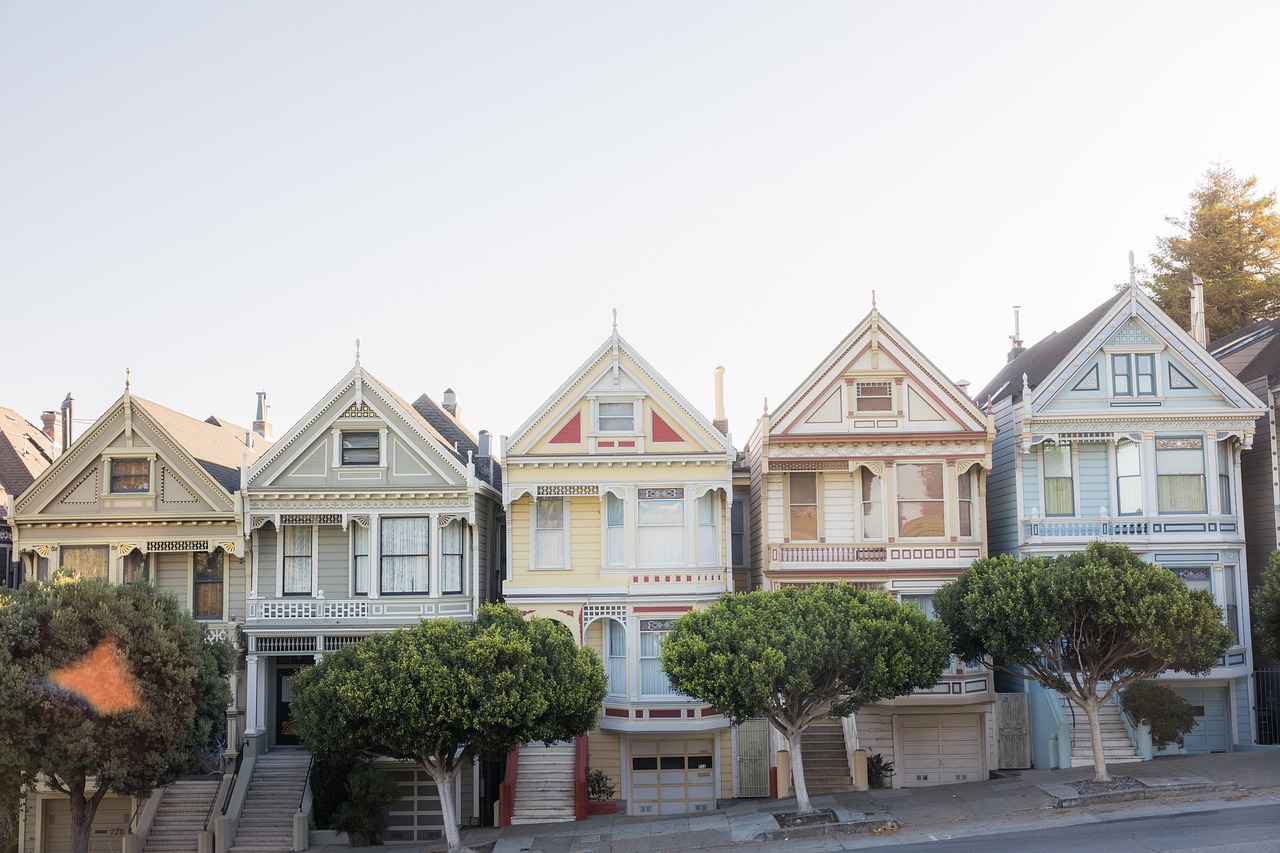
[606,619,627,696]
[61,546,109,580]
[605,492,624,567]
[1116,440,1142,515]
[110,458,150,493]
[901,593,935,620]
[194,551,223,619]
[1043,443,1075,516]
[122,550,149,583]
[1223,565,1240,645]
[441,519,465,594]
[637,488,685,565]
[957,471,973,537]
[697,492,718,565]
[860,469,884,539]
[1217,441,1232,514]
[1156,437,1206,513]
[639,623,679,696]
[897,462,944,537]
[352,524,369,595]
[283,525,313,595]
[381,517,429,593]
[788,473,817,541]
[535,497,566,568]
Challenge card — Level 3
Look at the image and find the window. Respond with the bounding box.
[61,545,109,580]
[1156,437,1206,513]
[598,401,635,432]
[605,492,624,567]
[855,381,893,413]
[353,524,369,595]
[341,431,379,465]
[123,550,150,583]
[110,458,149,493]
[957,472,974,537]
[283,525,313,595]
[1223,565,1240,644]
[1112,354,1157,397]
[860,469,884,539]
[381,517,429,593]
[697,492,718,565]
[639,619,679,696]
[1116,440,1142,515]
[730,501,746,569]
[637,488,685,565]
[1043,443,1074,516]
[901,593,935,620]
[1112,355,1132,396]
[897,462,944,538]
[535,497,566,568]
[788,473,818,541]
[605,619,626,696]
[1217,441,1232,514]
[441,518,465,594]
[1135,354,1157,396]
[194,551,223,619]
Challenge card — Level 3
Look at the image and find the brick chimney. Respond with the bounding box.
[40,411,63,459]
[712,367,729,435]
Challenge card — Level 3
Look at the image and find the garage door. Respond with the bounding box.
[42,795,131,853]
[898,714,983,787]
[1173,686,1229,753]
[378,763,445,842]
[630,738,715,816]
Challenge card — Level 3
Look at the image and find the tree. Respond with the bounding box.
[1252,551,1280,662]
[1144,165,1280,340]
[0,578,234,853]
[934,542,1232,783]
[659,584,951,815]
[289,604,606,853]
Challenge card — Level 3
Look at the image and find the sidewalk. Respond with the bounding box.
[309,750,1280,852]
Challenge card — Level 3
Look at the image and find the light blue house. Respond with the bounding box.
[976,284,1265,767]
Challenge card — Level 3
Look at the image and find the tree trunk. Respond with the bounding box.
[67,781,103,853]
[1080,697,1111,783]
[424,760,467,853]
[788,728,814,815]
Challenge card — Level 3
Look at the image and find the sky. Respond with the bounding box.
[3,1,1279,453]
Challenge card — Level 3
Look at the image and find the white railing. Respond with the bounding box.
[248,597,471,622]
[1023,514,1239,540]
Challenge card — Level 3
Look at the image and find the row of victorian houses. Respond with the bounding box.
[4,281,1279,851]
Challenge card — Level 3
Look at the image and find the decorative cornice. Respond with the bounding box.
[248,498,471,510]
[768,441,989,459]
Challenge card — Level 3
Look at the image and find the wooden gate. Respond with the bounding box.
[736,718,770,797]
[996,694,1030,769]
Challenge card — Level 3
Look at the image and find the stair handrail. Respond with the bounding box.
[208,745,245,829]
[127,796,146,835]
[298,753,314,812]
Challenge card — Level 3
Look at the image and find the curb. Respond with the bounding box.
[754,813,900,841]
[1046,781,1241,808]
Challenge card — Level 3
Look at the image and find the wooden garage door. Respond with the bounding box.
[630,738,716,816]
[42,796,131,853]
[1173,686,1229,754]
[898,714,983,787]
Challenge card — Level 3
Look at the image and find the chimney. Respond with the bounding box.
[712,366,729,435]
[957,380,972,399]
[1007,305,1026,363]
[253,391,272,441]
[442,388,460,420]
[60,393,73,453]
[477,429,491,458]
[1189,275,1208,346]
[40,411,63,459]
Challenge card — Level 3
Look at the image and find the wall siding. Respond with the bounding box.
[822,472,856,541]
[156,552,189,610]
[316,525,349,596]
[1241,382,1276,666]
[1076,442,1110,517]
[766,477,784,543]
[256,530,278,598]
[986,402,1020,556]
[854,709,895,772]
[569,496,601,569]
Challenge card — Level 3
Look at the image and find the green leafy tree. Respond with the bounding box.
[1144,165,1280,339]
[659,584,951,815]
[935,542,1232,782]
[0,578,233,853]
[290,604,605,853]
[1253,551,1280,663]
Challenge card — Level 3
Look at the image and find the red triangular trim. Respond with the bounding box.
[651,410,682,443]
[549,412,581,444]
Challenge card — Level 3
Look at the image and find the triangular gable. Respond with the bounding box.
[769,309,991,437]
[1028,287,1265,416]
[248,365,470,491]
[507,330,733,458]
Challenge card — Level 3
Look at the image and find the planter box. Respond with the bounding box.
[586,800,618,816]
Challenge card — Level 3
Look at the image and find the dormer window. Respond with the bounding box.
[855,381,893,412]
[110,458,150,493]
[598,401,635,432]
[341,431,380,465]
[1112,354,1157,397]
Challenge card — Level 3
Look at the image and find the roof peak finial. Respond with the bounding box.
[871,289,877,311]
[355,338,362,366]
[125,367,131,392]
[1128,250,1138,289]
[612,308,618,335]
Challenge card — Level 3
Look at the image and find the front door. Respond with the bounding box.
[276,666,301,746]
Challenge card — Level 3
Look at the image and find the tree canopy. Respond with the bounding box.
[1144,165,1280,340]
[660,584,951,814]
[934,542,1232,781]
[0,577,233,853]
[1252,551,1280,664]
[290,604,605,853]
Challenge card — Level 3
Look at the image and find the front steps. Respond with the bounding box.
[228,749,311,853]
[510,742,576,825]
[1061,693,1144,768]
[800,721,855,794]
[142,778,221,853]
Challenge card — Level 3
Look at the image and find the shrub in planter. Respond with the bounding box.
[332,764,402,846]
[866,753,894,789]
[586,768,615,801]
[310,755,355,830]
[1121,681,1197,749]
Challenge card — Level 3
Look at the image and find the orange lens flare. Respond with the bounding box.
[48,635,145,715]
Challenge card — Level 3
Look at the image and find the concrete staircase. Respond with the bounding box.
[142,778,221,853]
[510,742,576,825]
[228,749,311,853]
[1061,692,1143,768]
[800,721,855,794]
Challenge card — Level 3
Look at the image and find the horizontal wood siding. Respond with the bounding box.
[1020,451,1040,520]
[589,730,622,799]
[1242,383,1275,664]
[227,555,247,621]
[256,530,277,598]
[1076,442,1110,518]
[748,438,765,590]
[510,499,530,574]
[317,525,349,597]
[766,477,784,543]
[570,496,601,570]
[822,472,856,541]
[986,402,1020,556]
[156,552,189,611]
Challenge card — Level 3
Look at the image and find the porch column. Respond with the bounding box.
[245,654,262,735]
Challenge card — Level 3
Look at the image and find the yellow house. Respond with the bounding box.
[503,324,735,818]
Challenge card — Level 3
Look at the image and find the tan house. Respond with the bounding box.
[1,405,55,587]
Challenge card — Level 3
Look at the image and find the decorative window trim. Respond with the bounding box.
[590,396,644,436]
[534,496,569,570]
[332,427,388,468]
[1041,442,1076,517]
[279,524,318,597]
[103,454,156,496]
[785,472,820,542]
[850,380,894,414]
[1155,436,1207,515]
[193,550,226,621]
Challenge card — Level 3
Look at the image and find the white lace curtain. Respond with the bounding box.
[382,517,429,593]
[440,519,465,594]
[283,526,312,594]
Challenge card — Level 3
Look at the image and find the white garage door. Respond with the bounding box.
[630,738,716,816]
[42,795,131,853]
[1173,686,1230,754]
[898,714,983,787]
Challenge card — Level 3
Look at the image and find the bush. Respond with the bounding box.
[1121,682,1197,749]
[866,753,894,789]
[586,768,615,801]
[309,755,355,831]
[331,764,402,846]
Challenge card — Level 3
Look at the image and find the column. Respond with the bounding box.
[245,654,261,735]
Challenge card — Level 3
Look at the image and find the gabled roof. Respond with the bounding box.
[1210,317,1280,385]
[0,408,53,498]
[976,291,1125,407]
[136,397,271,492]
[410,394,501,489]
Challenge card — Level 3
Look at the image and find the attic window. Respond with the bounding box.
[341,431,380,465]
[598,401,635,433]
[855,382,893,413]
[110,459,150,493]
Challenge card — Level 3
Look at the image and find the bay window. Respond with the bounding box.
[639,620,678,696]
[61,545,109,580]
[1116,440,1142,515]
[897,462,944,537]
[352,524,369,595]
[637,488,684,565]
[194,551,223,619]
[697,492,718,565]
[1156,437,1206,513]
[441,518,465,594]
[957,471,974,537]
[605,620,627,696]
[381,516,429,593]
[283,525,313,595]
[1043,443,1075,516]
[860,469,884,539]
[535,497,566,568]
[605,492,625,567]
[788,473,817,541]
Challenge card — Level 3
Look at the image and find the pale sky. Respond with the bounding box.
[3,2,1279,454]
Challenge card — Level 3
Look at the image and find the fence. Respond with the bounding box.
[1254,669,1280,745]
